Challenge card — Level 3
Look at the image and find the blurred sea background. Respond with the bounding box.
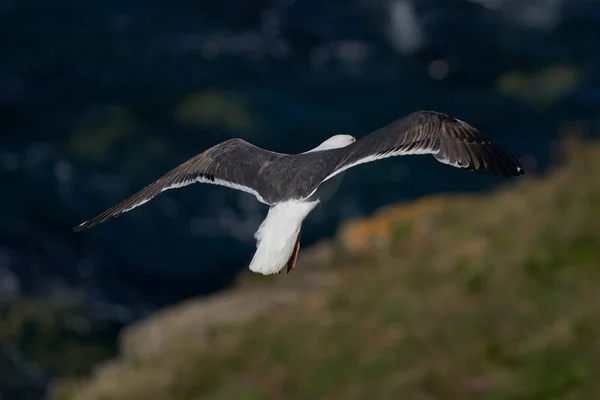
[2,0,600,399]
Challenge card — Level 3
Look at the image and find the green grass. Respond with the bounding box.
[0,290,116,399]
[52,137,600,400]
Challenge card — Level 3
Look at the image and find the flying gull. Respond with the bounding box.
[74,111,524,275]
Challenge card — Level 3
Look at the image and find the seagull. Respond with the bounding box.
[74,111,524,275]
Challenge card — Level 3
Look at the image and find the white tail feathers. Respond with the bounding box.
[249,199,319,275]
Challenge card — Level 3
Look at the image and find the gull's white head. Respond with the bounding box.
[304,134,356,153]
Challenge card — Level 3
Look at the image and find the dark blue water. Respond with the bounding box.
[2,0,600,397]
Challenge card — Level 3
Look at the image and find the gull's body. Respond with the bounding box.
[74,111,524,274]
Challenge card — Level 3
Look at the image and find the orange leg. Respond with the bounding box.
[284,227,303,274]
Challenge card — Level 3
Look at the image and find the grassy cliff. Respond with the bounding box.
[51,136,600,400]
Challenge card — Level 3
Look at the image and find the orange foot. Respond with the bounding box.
[283,228,303,274]
[286,237,301,273]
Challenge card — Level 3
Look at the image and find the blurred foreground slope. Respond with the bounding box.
[52,136,600,400]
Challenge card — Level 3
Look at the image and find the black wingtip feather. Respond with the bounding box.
[72,214,112,232]
[433,115,525,177]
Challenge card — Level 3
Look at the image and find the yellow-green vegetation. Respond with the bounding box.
[67,105,171,173]
[495,64,581,108]
[51,137,600,400]
[68,106,140,163]
[174,91,257,135]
